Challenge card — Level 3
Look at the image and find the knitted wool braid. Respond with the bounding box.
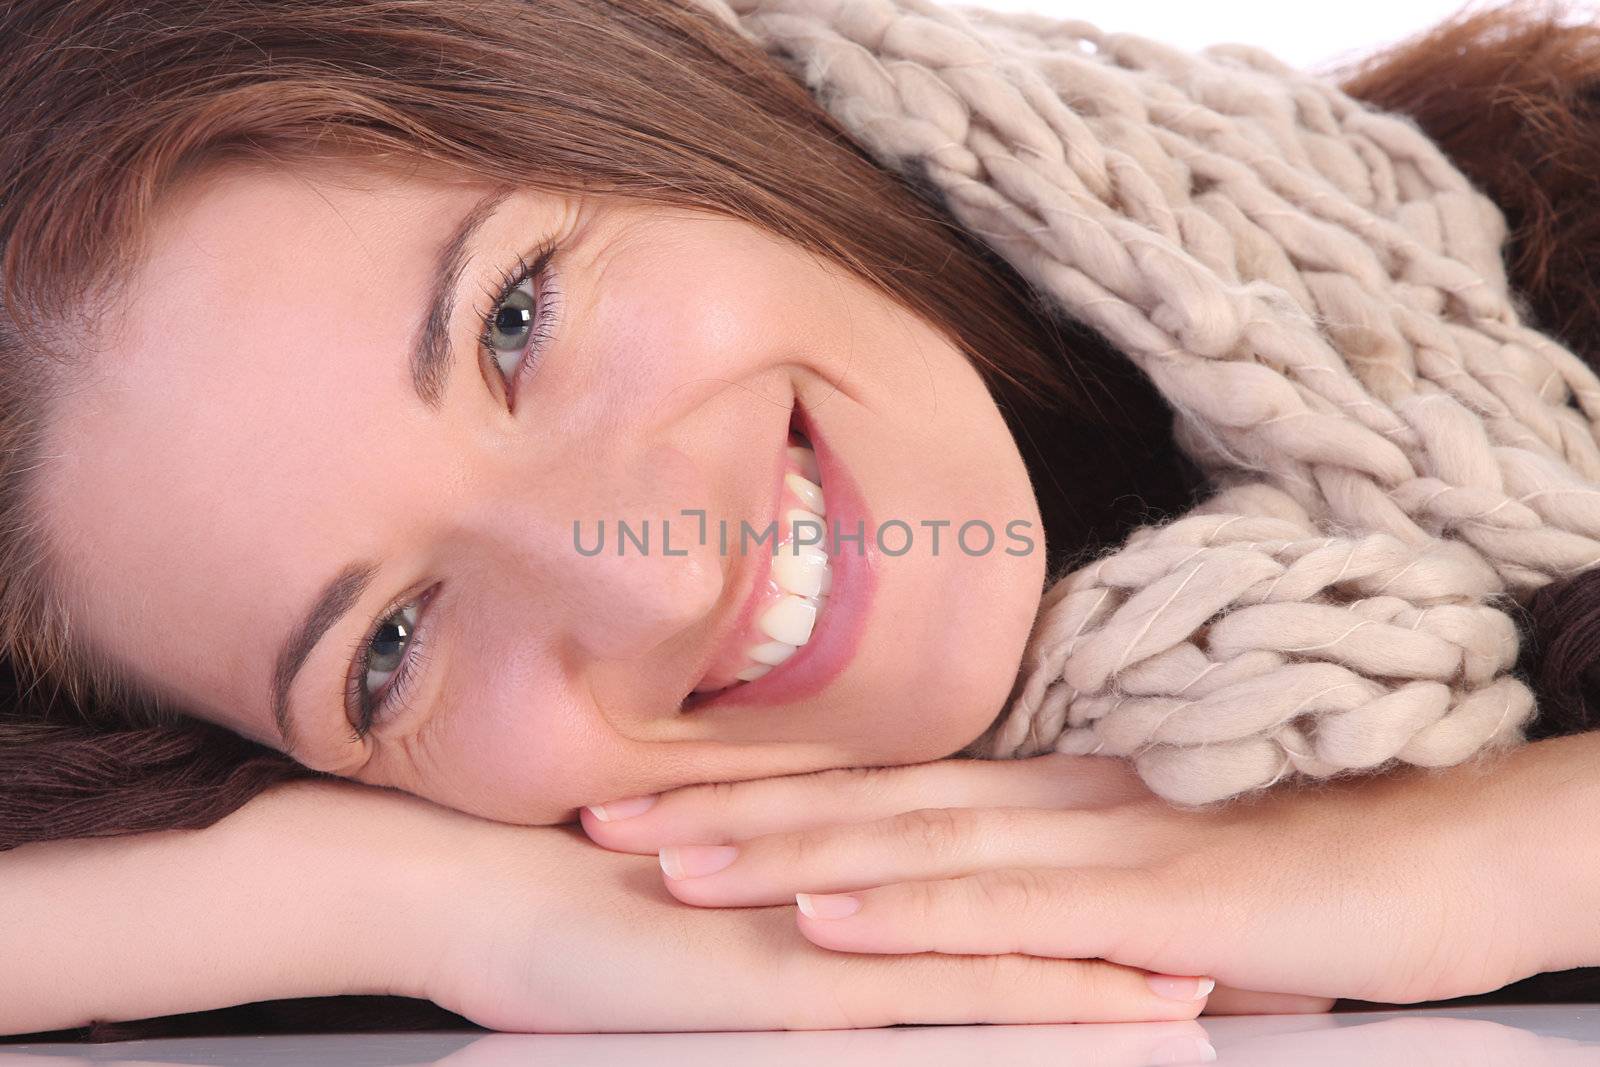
[690,0,1600,804]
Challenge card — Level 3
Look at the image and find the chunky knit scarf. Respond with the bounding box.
[693,0,1600,804]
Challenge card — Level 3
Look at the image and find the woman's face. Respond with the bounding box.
[42,158,1046,825]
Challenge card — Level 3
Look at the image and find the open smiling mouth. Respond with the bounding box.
[680,412,835,708]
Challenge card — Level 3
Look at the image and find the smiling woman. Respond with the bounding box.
[3,0,1599,1043]
[40,154,1070,822]
[0,0,1202,842]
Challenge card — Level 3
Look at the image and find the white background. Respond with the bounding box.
[956,0,1597,74]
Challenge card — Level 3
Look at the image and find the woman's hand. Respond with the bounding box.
[382,777,1222,1031]
[577,742,1581,1007]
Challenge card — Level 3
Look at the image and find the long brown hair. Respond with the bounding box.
[1,0,1595,1041]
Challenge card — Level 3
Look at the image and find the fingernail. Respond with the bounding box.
[1147,1035,1217,1064]
[796,892,861,919]
[585,795,657,821]
[659,844,739,879]
[1146,974,1216,1001]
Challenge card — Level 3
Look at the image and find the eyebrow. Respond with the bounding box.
[409,186,517,411]
[271,562,377,754]
[267,187,512,753]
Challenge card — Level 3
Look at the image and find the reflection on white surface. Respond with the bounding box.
[4,1005,1600,1066]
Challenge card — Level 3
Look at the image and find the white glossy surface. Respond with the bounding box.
[5,1005,1600,1065]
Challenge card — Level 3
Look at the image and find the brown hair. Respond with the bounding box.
[0,0,1594,1041]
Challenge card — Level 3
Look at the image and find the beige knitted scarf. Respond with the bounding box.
[693,0,1600,804]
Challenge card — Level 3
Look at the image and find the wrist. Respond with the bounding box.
[225,776,466,1003]
[1494,732,1600,975]
[0,775,465,1034]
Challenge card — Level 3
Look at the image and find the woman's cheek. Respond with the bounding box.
[410,663,593,824]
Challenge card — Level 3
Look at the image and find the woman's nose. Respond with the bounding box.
[536,443,727,661]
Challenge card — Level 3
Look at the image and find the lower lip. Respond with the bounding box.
[684,401,877,711]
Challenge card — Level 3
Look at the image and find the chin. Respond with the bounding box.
[856,634,1032,766]
[908,559,1045,763]
[916,711,1007,763]
[852,698,1007,768]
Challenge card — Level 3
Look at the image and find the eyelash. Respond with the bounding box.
[345,584,437,742]
[475,237,563,409]
[343,240,564,742]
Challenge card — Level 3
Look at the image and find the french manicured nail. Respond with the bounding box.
[1146,974,1216,1001]
[1147,1035,1217,1064]
[796,892,861,918]
[659,844,739,879]
[585,795,657,821]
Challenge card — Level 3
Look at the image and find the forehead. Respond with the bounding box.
[39,160,488,740]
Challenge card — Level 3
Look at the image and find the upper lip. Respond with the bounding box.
[678,403,793,703]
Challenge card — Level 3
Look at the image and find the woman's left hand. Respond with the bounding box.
[578,746,1566,1007]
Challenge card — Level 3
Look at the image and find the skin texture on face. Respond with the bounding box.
[41,158,1047,826]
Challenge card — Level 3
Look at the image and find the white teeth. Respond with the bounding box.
[772,543,828,598]
[703,440,837,695]
[749,640,798,665]
[758,594,818,646]
[784,472,825,514]
[788,445,820,483]
[787,507,826,548]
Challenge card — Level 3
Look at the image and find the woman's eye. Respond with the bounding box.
[478,243,561,404]
[485,277,537,382]
[348,587,437,739]
[362,599,420,703]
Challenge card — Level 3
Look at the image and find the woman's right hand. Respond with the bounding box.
[368,779,1218,1031]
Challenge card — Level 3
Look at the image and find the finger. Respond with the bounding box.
[1203,986,1336,1015]
[794,950,1214,1027]
[656,805,1161,907]
[792,865,1187,972]
[581,752,1149,853]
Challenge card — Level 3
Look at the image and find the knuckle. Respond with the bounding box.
[672,778,741,813]
[780,823,830,868]
[905,877,943,927]
[967,951,1010,999]
[891,806,971,858]
[975,952,1093,1007]
[1060,956,1112,1004]
[972,866,1050,922]
[815,763,895,804]
[821,763,881,784]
